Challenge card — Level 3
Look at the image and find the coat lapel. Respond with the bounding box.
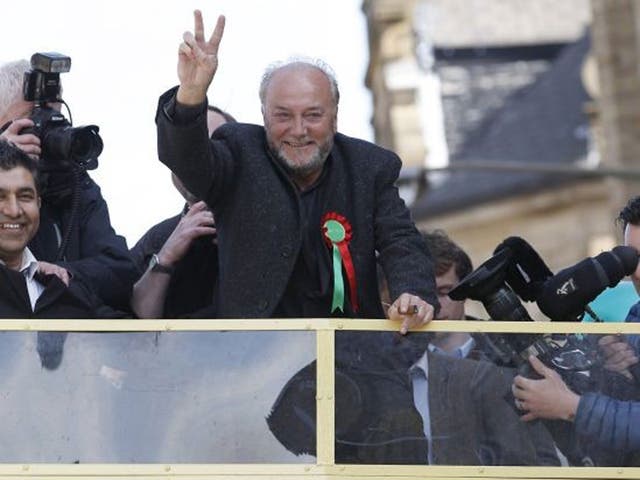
[33,275,69,313]
[428,353,476,465]
[0,267,31,314]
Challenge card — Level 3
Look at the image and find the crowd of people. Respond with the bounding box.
[0,9,639,467]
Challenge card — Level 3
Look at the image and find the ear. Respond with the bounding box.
[37,196,41,208]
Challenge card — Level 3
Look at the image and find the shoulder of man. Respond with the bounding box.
[134,213,182,248]
[333,132,401,168]
[129,213,183,272]
[626,300,640,323]
[211,122,264,141]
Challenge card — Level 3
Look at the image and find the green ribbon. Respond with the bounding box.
[330,244,345,312]
[324,219,346,312]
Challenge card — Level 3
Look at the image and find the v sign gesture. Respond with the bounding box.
[177,10,226,105]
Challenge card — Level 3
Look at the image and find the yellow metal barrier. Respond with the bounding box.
[0,318,637,480]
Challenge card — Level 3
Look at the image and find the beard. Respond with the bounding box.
[265,128,335,180]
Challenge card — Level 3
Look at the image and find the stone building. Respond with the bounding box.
[363,0,640,318]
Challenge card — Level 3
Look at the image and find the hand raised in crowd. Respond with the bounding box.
[37,261,70,286]
[0,119,40,159]
[512,355,580,422]
[387,292,435,335]
[156,201,216,269]
[598,334,639,380]
[177,10,226,105]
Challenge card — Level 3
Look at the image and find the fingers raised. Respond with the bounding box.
[208,15,226,52]
[194,9,205,43]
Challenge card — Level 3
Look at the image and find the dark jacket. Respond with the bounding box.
[0,263,124,318]
[625,301,640,353]
[156,87,437,318]
[575,392,640,454]
[28,171,138,312]
[130,210,219,318]
[346,352,560,465]
[267,334,560,465]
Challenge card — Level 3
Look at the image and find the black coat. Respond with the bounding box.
[28,171,138,312]
[267,333,560,465]
[156,88,437,318]
[0,264,123,319]
[129,210,219,318]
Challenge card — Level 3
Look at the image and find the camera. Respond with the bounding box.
[449,243,600,394]
[21,52,103,171]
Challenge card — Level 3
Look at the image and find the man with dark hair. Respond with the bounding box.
[0,140,120,318]
[419,229,510,363]
[422,230,472,321]
[618,195,640,321]
[0,59,137,312]
[155,11,438,330]
[130,105,235,318]
[511,196,640,461]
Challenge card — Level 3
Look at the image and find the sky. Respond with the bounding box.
[0,0,373,244]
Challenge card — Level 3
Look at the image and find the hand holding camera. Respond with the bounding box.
[0,118,40,158]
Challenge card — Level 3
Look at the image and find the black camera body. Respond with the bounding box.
[22,52,102,172]
[449,245,600,395]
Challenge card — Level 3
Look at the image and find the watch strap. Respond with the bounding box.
[149,253,175,275]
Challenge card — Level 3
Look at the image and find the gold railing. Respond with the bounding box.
[0,318,638,480]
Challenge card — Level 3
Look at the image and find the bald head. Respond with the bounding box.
[259,58,339,111]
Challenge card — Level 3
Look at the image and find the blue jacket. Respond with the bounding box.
[575,392,640,452]
[626,301,640,352]
[572,300,640,453]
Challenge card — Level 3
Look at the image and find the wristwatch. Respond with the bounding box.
[148,253,174,275]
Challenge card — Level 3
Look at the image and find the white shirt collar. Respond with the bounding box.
[19,248,39,281]
[0,248,39,278]
[428,335,476,359]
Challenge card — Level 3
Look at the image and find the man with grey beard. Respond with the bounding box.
[155,11,438,330]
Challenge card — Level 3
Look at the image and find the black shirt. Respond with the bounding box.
[272,157,356,318]
[130,206,219,318]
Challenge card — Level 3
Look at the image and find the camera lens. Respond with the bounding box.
[68,126,103,164]
[43,124,103,167]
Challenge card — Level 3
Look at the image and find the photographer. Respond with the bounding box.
[0,58,137,312]
[619,196,640,355]
[510,197,640,460]
[513,355,640,454]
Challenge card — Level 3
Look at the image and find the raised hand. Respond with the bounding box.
[177,10,226,105]
[156,201,216,268]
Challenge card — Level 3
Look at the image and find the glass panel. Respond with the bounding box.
[328,330,640,467]
[0,330,315,464]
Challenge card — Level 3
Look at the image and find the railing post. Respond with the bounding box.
[316,327,335,466]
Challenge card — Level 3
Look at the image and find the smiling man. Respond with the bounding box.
[0,140,56,293]
[155,11,438,327]
[0,141,122,318]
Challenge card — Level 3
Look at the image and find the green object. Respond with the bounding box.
[324,219,346,312]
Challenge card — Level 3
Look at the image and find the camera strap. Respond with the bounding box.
[55,166,82,261]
